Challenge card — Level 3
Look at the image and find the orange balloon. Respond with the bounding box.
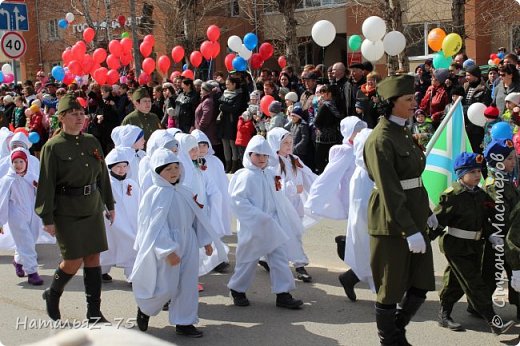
[427,28,446,52]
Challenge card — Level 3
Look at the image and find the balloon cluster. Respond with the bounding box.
[58,12,75,29]
[488,52,505,66]
[225,32,272,72]
[468,103,514,140]
[427,28,463,69]
[0,64,14,84]
[358,16,406,62]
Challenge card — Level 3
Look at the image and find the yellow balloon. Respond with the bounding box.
[29,104,40,113]
[441,33,462,57]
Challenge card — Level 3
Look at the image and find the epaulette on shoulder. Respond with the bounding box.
[485,177,495,187]
[443,186,454,194]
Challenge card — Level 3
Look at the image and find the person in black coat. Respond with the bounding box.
[174,79,199,133]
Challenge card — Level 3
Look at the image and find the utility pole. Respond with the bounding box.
[130,0,141,74]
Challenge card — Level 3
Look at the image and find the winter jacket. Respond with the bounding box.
[218,89,248,140]
[235,116,256,147]
[194,94,218,145]
[175,90,199,133]
[284,120,310,157]
[420,84,449,123]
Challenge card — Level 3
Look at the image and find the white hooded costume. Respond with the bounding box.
[129,148,216,325]
[344,128,375,291]
[0,148,42,274]
[0,127,13,159]
[227,135,300,294]
[305,117,367,220]
[138,129,178,194]
[110,125,146,183]
[191,129,232,236]
[177,133,229,276]
[0,132,40,177]
[100,148,140,280]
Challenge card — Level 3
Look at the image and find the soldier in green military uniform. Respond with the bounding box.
[433,152,513,334]
[482,138,520,317]
[121,87,162,141]
[363,75,436,346]
[36,94,115,323]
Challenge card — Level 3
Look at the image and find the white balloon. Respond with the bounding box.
[65,12,75,23]
[1,63,12,74]
[361,39,385,62]
[467,103,487,127]
[227,35,243,53]
[362,16,386,42]
[383,31,406,56]
[311,20,336,47]
[239,44,252,60]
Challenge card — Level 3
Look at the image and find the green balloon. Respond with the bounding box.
[348,35,362,51]
[121,32,130,39]
[433,50,452,69]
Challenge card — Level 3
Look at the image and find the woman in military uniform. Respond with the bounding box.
[363,75,435,346]
[36,94,115,322]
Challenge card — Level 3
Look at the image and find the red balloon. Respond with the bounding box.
[14,128,29,136]
[71,42,86,61]
[140,41,152,58]
[189,51,203,68]
[63,72,75,85]
[224,53,235,71]
[490,53,498,60]
[93,48,107,63]
[207,25,220,42]
[68,60,83,75]
[120,38,133,53]
[117,15,126,27]
[259,42,274,60]
[82,54,94,73]
[250,53,264,70]
[278,56,287,69]
[210,41,220,59]
[157,55,171,75]
[181,69,194,80]
[62,49,73,64]
[138,72,151,85]
[170,71,181,80]
[106,54,120,70]
[142,57,156,75]
[83,27,95,43]
[171,46,185,63]
[143,34,155,46]
[91,62,101,74]
[200,41,213,60]
[106,69,120,85]
[93,67,108,85]
[77,97,87,108]
[108,40,122,57]
[260,95,275,116]
[120,52,132,66]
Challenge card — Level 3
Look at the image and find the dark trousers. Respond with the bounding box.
[481,241,517,306]
[314,142,335,175]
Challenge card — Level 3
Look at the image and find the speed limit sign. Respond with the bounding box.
[1,31,27,59]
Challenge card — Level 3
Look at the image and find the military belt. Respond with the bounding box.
[374,177,423,190]
[56,183,98,196]
[447,227,482,240]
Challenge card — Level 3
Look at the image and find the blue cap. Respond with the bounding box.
[484,138,515,168]
[454,152,484,178]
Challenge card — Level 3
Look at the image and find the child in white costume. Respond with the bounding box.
[0,148,43,285]
[305,116,367,219]
[130,148,215,338]
[138,129,178,194]
[110,125,146,182]
[339,128,376,301]
[267,127,317,282]
[176,133,228,277]
[0,132,40,177]
[100,148,140,282]
[227,135,304,309]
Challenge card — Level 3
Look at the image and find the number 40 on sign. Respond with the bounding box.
[1,31,26,59]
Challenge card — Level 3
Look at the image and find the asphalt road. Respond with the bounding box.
[0,219,519,346]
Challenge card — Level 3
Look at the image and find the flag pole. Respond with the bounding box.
[424,96,463,157]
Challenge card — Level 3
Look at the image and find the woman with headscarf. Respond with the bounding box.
[419,68,450,127]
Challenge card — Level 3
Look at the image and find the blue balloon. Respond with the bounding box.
[28,132,40,144]
[52,66,65,81]
[497,52,505,59]
[243,33,258,51]
[232,56,247,71]
[0,71,4,83]
[491,122,513,140]
[182,63,188,71]
[58,19,68,29]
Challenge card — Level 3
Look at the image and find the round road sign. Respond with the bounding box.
[1,31,27,59]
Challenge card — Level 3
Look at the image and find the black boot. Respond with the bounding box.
[225,160,232,173]
[276,292,303,309]
[395,294,425,345]
[230,289,250,307]
[136,307,150,331]
[42,268,74,321]
[84,266,108,323]
[438,305,465,331]
[338,269,359,302]
[334,235,346,261]
[230,160,239,173]
[376,306,400,346]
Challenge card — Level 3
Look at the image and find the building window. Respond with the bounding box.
[404,22,450,58]
[231,0,239,17]
[48,19,59,40]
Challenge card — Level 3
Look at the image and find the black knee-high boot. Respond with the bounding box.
[84,266,108,323]
[395,294,425,346]
[375,304,400,346]
[42,268,74,320]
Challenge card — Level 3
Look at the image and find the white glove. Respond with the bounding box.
[488,235,504,249]
[167,107,175,116]
[511,271,520,292]
[407,232,427,254]
[427,213,439,229]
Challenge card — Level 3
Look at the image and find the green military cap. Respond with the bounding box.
[377,74,415,100]
[56,94,82,115]
[132,87,150,101]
